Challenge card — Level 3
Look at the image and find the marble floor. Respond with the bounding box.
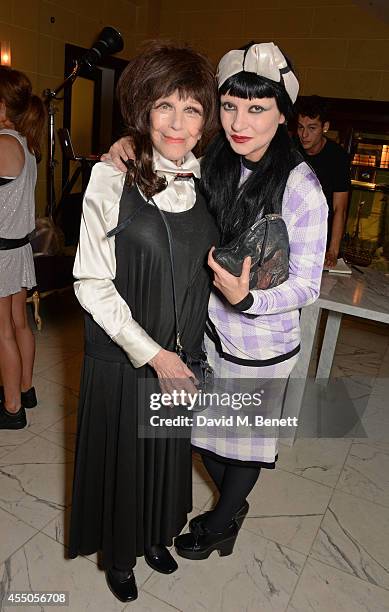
[1,292,389,612]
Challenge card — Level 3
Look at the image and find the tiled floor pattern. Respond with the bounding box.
[0,293,389,611]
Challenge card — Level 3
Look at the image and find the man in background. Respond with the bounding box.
[296,95,351,267]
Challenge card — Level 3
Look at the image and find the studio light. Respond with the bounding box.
[80,26,124,70]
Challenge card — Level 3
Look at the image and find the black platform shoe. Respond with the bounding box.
[189,501,249,533]
[175,520,238,560]
[0,386,37,409]
[0,405,27,430]
[144,544,178,574]
[105,568,138,602]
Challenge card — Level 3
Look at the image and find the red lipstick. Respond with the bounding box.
[231,135,252,144]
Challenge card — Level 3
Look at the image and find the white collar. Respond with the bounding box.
[139,149,200,213]
[152,149,201,181]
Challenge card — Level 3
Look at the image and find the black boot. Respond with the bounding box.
[144,544,178,574]
[105,567,138,602]
[175,520,238,560]
[0,405,27,430]
[189,501,249,532]
[0,386,37,409]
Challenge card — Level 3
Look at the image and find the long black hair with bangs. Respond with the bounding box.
[200,64,302,245]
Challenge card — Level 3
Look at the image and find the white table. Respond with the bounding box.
[282,267,389,444]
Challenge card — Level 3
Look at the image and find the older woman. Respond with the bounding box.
[68,42,219,602]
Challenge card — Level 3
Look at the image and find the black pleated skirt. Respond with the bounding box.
[68,351,192,571]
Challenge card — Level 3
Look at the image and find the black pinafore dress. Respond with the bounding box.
[69,182,218,571]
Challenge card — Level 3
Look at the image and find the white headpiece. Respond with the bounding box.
[217,42,299,103]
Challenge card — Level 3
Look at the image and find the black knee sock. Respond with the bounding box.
[201,453,226,492]
[205,463,261,532]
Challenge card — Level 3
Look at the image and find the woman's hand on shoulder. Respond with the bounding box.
[149,348,198,397]
[208,247,251,305]
[0,135,25,177]
[100,137,134,172]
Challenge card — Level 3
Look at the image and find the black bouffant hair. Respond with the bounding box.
[200,54,302,245]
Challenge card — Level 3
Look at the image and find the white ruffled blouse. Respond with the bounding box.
[73,150,201,368]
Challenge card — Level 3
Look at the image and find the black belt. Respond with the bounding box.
[0,235,30,250]
[205,317,300,367]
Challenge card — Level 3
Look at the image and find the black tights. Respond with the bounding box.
[201,453,261,531]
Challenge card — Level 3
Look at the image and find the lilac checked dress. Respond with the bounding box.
[191,161,328,466]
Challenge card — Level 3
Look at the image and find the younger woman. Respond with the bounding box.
[0,67,45,429]
[175,42,328,559]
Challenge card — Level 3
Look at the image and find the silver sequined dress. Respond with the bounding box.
[0,129,36,297]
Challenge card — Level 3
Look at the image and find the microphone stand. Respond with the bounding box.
[43,61,82,219]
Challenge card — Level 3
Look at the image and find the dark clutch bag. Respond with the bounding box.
[178,349,214,390]
[213,214,290,290]
[177,349,214,412]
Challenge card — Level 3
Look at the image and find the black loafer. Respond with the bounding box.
[106,568,137,602]
[189,501,249,532]
[0,386,37,409]
[175,521,238,560]
[144,544,178,574]
[0,405,27,430]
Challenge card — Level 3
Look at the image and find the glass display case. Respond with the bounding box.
[343,132,389,270]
